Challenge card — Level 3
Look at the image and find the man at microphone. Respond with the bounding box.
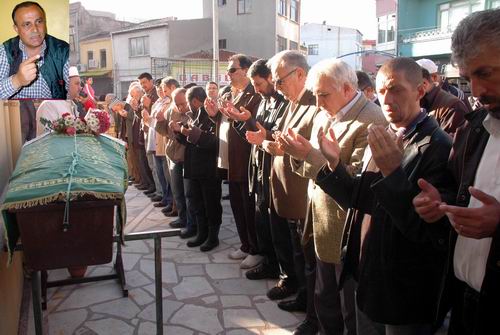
[0,1,69,99]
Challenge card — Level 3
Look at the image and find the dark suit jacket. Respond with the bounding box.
[270,89,318,220]
[421,85,466,136]
[316,115,453,324]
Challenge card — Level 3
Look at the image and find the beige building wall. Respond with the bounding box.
[0,102,24,335]
[80,38,113,71]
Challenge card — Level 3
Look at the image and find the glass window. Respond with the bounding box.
[129,36,149,57]
[289,40,298,50]
[278,35,287,52]
[219,39,227,49]
[218,0,227,6]
[307,44,318,55]
[237,0,252,14]
[440,1,486,30]
[492,0,500,8]
[387,15,395,42]
[87,50,93,60]
[100,49,106,68]
[278,0,287,16]
[378,16,387,43]
[290,0,299,22]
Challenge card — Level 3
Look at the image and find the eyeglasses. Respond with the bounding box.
[227,67,242,74]
[274,68,297,86]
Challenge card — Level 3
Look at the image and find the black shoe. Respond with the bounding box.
[151,195,163,202]
[292,320,318,335]
[164,210,178,217]
[180,227,197,239]
[200,225,220,252]
[144,188,156,195]
[153,201,167,207]
[222,194,230,200]
[169,220,186,229]
[245,264,280,280]
[161,205,173,214]
[266,279,297,300]
[146,192,158,198]
[187,224,208,248]
[136,184,149,190]
[277,299,306,312]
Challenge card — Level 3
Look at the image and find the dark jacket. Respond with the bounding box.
[244,91,288,205]
[216,82,262,182]
[178,107,219,180]
[3,35,68,99]
[316,115,453,324]
[444,108,499,334]
[421,85,467,136]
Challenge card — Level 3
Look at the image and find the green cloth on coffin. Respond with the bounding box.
[1,133,128,262]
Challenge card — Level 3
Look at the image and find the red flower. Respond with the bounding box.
[66,127,76,135]
[62,112,71,118]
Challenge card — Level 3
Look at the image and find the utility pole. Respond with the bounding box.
[212,0,219,83]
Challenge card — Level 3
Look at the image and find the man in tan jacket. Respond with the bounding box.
[278,59,387,335]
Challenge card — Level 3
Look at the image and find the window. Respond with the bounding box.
[278,35,287,52]
[237,0,251,14]
[218,0,226,6]
[87,50,93,61]
[290,0,299,22]
[307,44,318,55]
[129,36,149,57]
[219,39,227,49]
[439,1,486,30]
[100,49,107,68]
[377,14,395,44]
[278,0,287,16]
[289,40,298,50]
[492,0,500,8]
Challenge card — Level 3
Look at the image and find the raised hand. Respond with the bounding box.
[262,140,284,156]
[318,126,341,170]
[440,187,500,239]
[246,121,266,145]
[204,98,219,118]
[368,125,403,177]
[413,178,446,223]
[225,105,252,121]
[12,54,40,88]
[169,120,181,132]
[276,128,312,160]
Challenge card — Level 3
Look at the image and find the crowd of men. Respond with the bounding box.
[104,8,498,335]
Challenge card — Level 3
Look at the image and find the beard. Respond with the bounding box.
[479,95,500,119]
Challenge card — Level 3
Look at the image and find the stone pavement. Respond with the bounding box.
[26,185,304,335]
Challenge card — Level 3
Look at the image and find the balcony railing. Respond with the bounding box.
[401,26,453,44]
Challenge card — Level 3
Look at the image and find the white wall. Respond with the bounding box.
[302,23,363,70]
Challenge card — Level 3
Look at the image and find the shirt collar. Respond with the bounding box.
[19,38,46,58]
[334,91,362,122]
[390,109,427,138]
[483,113,500,137]
[295,87,307,104]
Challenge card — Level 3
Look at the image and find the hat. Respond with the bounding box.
[69,66,79,77]
[416,59,438,74]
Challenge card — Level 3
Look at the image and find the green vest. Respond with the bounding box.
[3,35,69,99]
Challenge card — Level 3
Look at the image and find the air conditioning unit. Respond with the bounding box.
[77,63,87,72]
[88,59,98,69]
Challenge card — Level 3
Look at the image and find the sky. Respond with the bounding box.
[70,0,377,39]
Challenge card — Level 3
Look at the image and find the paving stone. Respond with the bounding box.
[262,329,295,334]
[223,309,266,328]
[89,313,105,321]
[137,298,183,323]
[122,253,142,270]
[206,263,241,279]
[178,264,205,276]
[252,295,269,302]
[202,295,219,304]
[218,228,237,239]
[48,309,87,335]
[255,302,300,328]
[139,259,178,284]
[212,278,268,295]
[223,236,243,245]
[143,283,171,298]
[137,321,194,335]
[161,241,181,249]
[172,276,215,300]
[226,329,261,335]
[122,240,150,254]
[90,298,141,319]
[170,304,223,334]
[210,250,243,264]
[220,295,252,308]
[74,327,97,335]
[84,318,134,335]
[57,282,124,310]
[124,270,152,288]
[128,287,154,306]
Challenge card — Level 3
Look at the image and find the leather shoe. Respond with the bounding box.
[292,320,318,335]
[245,264,280,280]
[144,188,156,195]
[136,184,149,190]
[180,228,196,239]
[164,210,178,217]
[266,279,297,300]
[153,201,167,208]
[277,299,306,312]
[169,220,186,229]
[161,205,173,214]
[151,195,163,202]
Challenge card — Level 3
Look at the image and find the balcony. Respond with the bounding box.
[398,26,453,57]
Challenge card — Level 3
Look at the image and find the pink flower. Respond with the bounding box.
[66,127,76,135]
